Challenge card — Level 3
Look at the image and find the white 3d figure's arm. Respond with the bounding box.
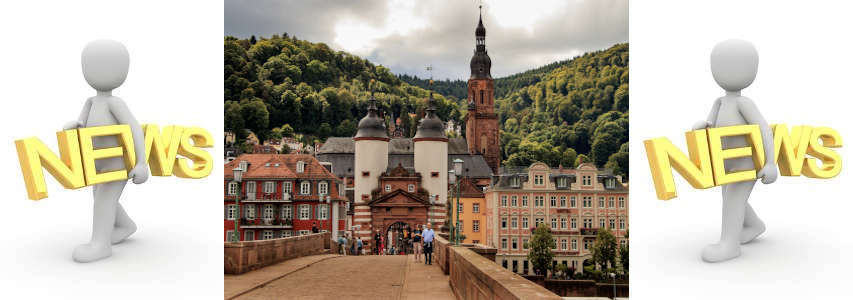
[693,98,721,130]
[739,98,778,183]
[109,98,149,184]
[64,98,93,130]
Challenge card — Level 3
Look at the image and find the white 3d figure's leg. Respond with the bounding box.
[112,203,137,244]
[73,181,125,262]
[741,202,765,244]
[702,180,755,262]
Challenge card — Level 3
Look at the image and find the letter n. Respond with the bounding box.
[643,129,716,200]
[14,130,86,200]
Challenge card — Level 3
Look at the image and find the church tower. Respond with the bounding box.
[414,87,448,228]
[465,6,500,173]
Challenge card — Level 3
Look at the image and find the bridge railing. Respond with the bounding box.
[225,232,333,275]
[433,235,562,300]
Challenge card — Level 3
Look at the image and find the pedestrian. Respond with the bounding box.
[413,224,423,262]
[311,222,319,234]
[350,235,357,256]
[374,230,381,255]
[423,223,435,265]
[379,235,385,255]
[357,237,363,256]
[338,235,347,256]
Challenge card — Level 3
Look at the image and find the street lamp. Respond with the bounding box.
[610,272,617,299]
[232,167,243,242]
[449,158,464,246]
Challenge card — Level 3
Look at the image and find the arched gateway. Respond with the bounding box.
[366,164,435,254]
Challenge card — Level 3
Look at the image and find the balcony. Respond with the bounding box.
[580,228,598,236]
[241,193,292,203]
[240,218,293,229]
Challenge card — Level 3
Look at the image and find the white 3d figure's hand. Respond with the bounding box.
[756,163,778,184]
[63,121,82,131]
[128,164,149,184]
[692,120,711,131]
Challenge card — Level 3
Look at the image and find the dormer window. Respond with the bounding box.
[296,161,305,173]
[557,177,567,188]
[239,160,248,171]
[606,178,615,188]
[509,176,520,187]
[534,174,544,185]
[582,175,592,186]
[385,184,392,192]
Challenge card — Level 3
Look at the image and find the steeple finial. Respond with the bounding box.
[367,79,378,117]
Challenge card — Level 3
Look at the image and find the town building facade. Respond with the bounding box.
[224,154,347,241]
[450,178,487,245]
[485,162,628,275]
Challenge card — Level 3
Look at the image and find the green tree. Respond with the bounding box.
[575,154,591,166]
[240,98,270,140]
[318,122,332,139]
[336,119,357,137]
[591,228,618,271]
[224,101,245,137]
[527,223,556,277]
[619,230,629,275]
[280,124,295,137]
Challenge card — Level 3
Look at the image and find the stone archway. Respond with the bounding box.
[385,221,411,254]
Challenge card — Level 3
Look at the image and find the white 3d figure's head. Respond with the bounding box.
[81,39,129,92]
[710,39,758,92]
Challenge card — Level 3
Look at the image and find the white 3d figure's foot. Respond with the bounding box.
[72,243,112,263]
[112,222,137,245]
[701,243,741,263]
[740,222,765,244]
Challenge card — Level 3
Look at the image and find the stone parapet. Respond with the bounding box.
[224,232,331,275]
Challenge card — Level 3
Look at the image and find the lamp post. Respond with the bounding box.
[449,158,464,246]
[448,170,455,244]
[610,272,617,299]
[232,167,244,242]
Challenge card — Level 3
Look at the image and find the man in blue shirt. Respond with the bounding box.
[422,223,435,265]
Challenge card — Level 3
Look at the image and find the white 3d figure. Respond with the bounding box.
[63,39,149,263]
[692,39,778,262]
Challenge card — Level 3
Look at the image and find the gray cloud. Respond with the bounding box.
[225,0,627,80]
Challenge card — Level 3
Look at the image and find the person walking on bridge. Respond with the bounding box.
[423,223,435,265]
[338,235,347,256]
[412,224,423,262]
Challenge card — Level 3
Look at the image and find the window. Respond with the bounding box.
[472,203,480,213]
[431,172,439,178]
[501,238,508,249]
[584,239,591,250]
[225,205,236,220]
[281,205,292,219]
[246,181,256,196]
[619,197,625,208]
[512,238,518,249]
[561,239,568,250]
[511,196,518,207]
[296,161,306,173]
[301,181,311,195]
[226,230,235,242]
[522,217,529,229]
[283,182,292,194]
[362,171,370,177]
[245,205,256,220]
[535,217,544,226]
[299,204,311,220]
[571,218,577,229]
[552,238,558,250]
[228,182,238,195]
[620,240,627,247]
[609,197,615,208]
[263,230,274,240]
[551,218,557,229]
[281,230,291,238]
[610,218,616,229]
[599,197,605,208]
[583,218,592,228]
[264,181,275,194]
[534,174,544,185]
[572,239,577,250]
[570,196,576,208]
[582,175,592,186]
[561,217,567,229]
[473,220,480,232]
[550,196,557,207]
[501,196,507,207]
[510,176,520,187]
[522,238,529,250]
[245,230,255,241]
[408,184,415,192]
[319,204,328,220]
[501,217,507,229]
[385,184,391,192]
[318,182,328,195]
[511,217,518,229]
[560,196,567,207]
[619,218,625,230]
[263,204,274,220]
[459,220,464,233]
[557,177,567,188]
[522,196,528,207]
[606,178,615,188]
[535,196,544,207]
[583,196,592,208]
[599,218,605,228]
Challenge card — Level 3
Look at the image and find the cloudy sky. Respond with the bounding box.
[225,0,627,80]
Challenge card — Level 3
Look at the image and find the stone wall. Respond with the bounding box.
[224,232,331,275]
[524,276,629,298]
[433,235,562,300]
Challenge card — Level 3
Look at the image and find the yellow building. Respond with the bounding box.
[450,178,487,245]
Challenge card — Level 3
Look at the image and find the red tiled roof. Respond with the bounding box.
[224,154,340,182]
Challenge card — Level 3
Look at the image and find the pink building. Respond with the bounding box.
[484,162,628,275]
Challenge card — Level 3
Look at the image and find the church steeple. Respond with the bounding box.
[470,4,492,80]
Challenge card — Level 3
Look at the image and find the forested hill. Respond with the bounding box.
[225,34,463,146]
[224,34,627,178]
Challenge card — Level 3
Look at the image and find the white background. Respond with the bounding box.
[631,1,853,299]
[0,1,223,299]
